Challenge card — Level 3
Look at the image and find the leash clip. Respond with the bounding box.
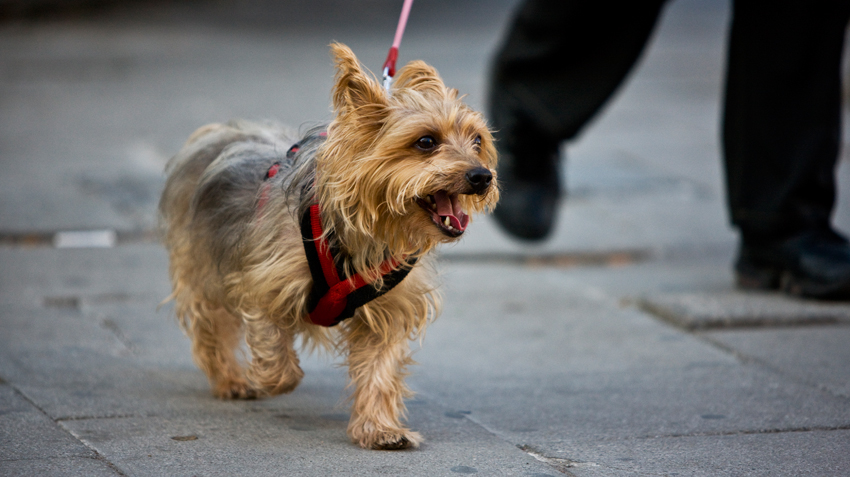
[381,0,413,93]
[383,68,393,93]
[382,66,392,92]
[382,46,398,93]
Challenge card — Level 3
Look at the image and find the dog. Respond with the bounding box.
[158,43,498,450]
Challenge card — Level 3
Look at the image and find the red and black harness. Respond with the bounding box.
[262,140,416,328]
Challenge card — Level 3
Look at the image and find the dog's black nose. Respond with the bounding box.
[465,167,493,195]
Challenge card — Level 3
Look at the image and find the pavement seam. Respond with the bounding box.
[55,413,138,422]
[0,455,113,464]
[91,314,138,355]
[436,400,663,477]
[413,389,582,475]
[441,249,652,268]
[515,427,850,476]
[694,331,850,401]
[3,379,128,476]
[624,424,850,441]
[518,444,675,477]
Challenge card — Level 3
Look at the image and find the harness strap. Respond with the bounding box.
[255,133,414,327]
[300,203,415,327]
[256,141,304,211]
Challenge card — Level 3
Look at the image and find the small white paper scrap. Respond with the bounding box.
[54,230,117,248]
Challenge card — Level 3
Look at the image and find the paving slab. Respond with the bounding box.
[0,244,560,475]
[0,458,120,477]
[0,310,558,475]
[0,244,171,309]
[554,429,850,477]
[639,291,850,330]
[0,380,121,475]
[0,382,96,462]
[0,303,206,420]
[702,326,850,400]
[412,263,850,475]
[60,390,557,477]
[6,249,849,475]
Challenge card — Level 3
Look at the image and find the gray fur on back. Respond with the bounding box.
[161,120,326,277]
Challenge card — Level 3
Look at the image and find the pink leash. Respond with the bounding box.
[382,0,414,92]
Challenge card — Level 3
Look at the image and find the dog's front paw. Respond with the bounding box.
[370,429,422,451]
[350,424,422,450]
[213,379,258,400]
[372,433,417,450]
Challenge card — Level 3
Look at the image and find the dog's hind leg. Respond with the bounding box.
[184,301,257,400]
[344,319,423,450]
[243,318,304,396]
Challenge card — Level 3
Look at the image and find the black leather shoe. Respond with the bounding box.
[492,139,561,241]
[735,228,850,300]
[493,178,559,240]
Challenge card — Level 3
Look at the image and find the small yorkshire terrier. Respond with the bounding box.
[159,43,498,450]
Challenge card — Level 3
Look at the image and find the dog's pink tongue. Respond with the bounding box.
[433,190,469,231]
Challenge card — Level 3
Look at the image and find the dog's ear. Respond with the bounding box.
[393,60,447,96]
[330,43,387,117]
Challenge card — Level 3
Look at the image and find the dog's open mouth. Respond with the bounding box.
[417,190,469,237]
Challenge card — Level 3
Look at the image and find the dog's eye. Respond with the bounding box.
[414,136,437,151]
[473,135,482,151]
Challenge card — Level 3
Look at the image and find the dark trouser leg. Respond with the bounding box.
[490,0,667,144]
[724,0,850,298]
[723,0,850,241]
[489,0,666,239]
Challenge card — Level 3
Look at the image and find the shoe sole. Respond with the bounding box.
[737,268,850,301]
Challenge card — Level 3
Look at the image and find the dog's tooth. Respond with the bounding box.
[443,216,450,227]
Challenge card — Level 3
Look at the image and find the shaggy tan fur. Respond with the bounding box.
[159,43,498,450]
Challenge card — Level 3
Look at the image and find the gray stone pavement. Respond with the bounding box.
[1,0,850,475]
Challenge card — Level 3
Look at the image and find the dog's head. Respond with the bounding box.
[317,43,498,258]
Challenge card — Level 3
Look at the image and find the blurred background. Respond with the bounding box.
[1,0,847,259]
[0,0,517,241]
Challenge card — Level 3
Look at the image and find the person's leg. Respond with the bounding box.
[723,0,850,298]
[489,0,667,240]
